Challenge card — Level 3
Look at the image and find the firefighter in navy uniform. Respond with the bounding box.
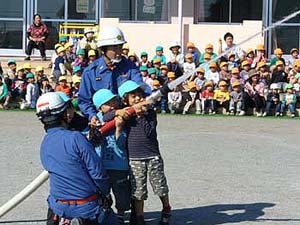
[36,92,117,225]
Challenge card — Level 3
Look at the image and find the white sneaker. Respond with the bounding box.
[262,112,267,117]
[238,111,245,116]
[291,114,295,118]
[182,111,187,115]
[275,112,280,117]
[256,112,262,117]
[196,110,201,115]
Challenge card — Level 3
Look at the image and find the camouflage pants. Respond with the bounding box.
[129,156,169,200]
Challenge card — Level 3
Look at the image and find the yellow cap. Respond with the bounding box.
[54,43,62,50]
[220,61,228,68]
[64,42,74,49]
[205,81,213,87]
[290,48,299,54]
[186,42,195,48]
[59,76,67,82]
[257,61,266,68]
[246,48,254,54]
[152,80,160,87]
[232,81,241,87]
[256,44,265,51]
[209,62,217,68]
[167,71,176,78]
[188,81,196,89]
[228,53,235,58]
[274,48,283,55]
[241,60,250,67]
[160,65,168,70]
[205,43,213,49]
[185,53,193,59]
[153,58,161,64]
[128,51,136,58]
[88,49,96,57]
[293,59,300,67]
[122,44,129,50]
[23,63,31,69]
[16,66,24,71]
[204,53,211,60]
[276,60,284,66]
[231,67,240,74]
[72,76,81,84]
[218,80,227,87]
[35,66,44,72]
[57,46,66,54]
[197,67,205,74]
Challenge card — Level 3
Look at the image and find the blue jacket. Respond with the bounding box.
[40,127,110,219]
[78,56,150,120]
[95,112,129,171]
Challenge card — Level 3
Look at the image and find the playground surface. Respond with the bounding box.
[1,111,300,225]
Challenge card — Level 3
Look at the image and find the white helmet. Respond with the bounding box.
[84,27,95,35]
[169,41,181,50]
[97,26,126,48]
[270,83,279,90]
[36,92,68,123]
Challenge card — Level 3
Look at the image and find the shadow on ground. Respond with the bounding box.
[144,202,300,225]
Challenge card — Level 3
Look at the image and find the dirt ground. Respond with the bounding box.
[0,111,300,225]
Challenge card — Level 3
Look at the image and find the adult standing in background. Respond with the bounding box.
[218,32,245,62]
[25,14,49,61]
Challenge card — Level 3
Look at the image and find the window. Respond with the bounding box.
[103,0,169,22]
[196,0,262,23]
[272,26,299,53]
[68,0,96,20]
[37,0,65,19]
[0,21,22,49]
[0,0,23,18]
[272,0,300,23]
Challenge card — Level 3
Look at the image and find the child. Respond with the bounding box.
[11,66,26,101]
[64,42,76,74]
[7,59,17,78]
[55,76,71,97]
[194,68,207,92]
[92,89,131,224]
[122,44,130,58]
[118,80,171,225]
[201,81,215,114]
[88,49,97,64]
[183,53,196,76]
[39,77,54,95]
[0,76,9,109]
[229,81,244,115]
[152,46,167,65]
[72,66,82,82]
[257,62,271,85]
[73,49,88,69]
[186,42,199,64]
[240,60,251,81]
[230,67,244,88]
[167,71,176,83]
[139,65,149,83]
[219,61,230,83]
[270,60,288,91]
[205,62,220,86]
[253,44,267,68]
[288,48,299,69]
[263,83,281,117]
[71,76,81,109]
[245,48,254,66]
[182,81,201,114]
[52,46,66,84]
[280,84,296,117]
[128,51,139,67]
[22,73,38,109]
[140,52,152,67]
[158,65,169,85]
[168,85,182,114]
[227,53,236,71]
[146,68,157,89]
[199,44,217,65]
[23,63,32,75]
[153,58,162,77]
[270,48,285,67]
[214,81,230,114]
[151,80,162,112]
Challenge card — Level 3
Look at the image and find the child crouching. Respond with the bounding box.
[118,80,171,225]
[92,89,131,225]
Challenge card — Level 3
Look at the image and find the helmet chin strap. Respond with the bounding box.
[104,54,121,65]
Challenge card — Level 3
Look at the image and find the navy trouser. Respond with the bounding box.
[26,40,46,57]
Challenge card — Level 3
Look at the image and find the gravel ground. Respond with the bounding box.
[0,111,300,225]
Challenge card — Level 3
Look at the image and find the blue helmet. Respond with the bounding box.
[26,73,34,79]
[118,80,141,98]
[73,66,82,74]
[56,91,71,103]
[93,89,117,109]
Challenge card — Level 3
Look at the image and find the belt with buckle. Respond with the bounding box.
[57,194,98,205]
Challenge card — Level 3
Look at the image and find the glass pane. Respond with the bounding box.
[231,0,262,23]
[0,21,22,49]
[37,0,65,19]
[103,0,133,20]
[68,0,96,20]
[272,0,300,23]
[0,0,23,18]
[43,21,60,49]
[272,27,299,53]
[196,0,229,23]
[136,0,168,21]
